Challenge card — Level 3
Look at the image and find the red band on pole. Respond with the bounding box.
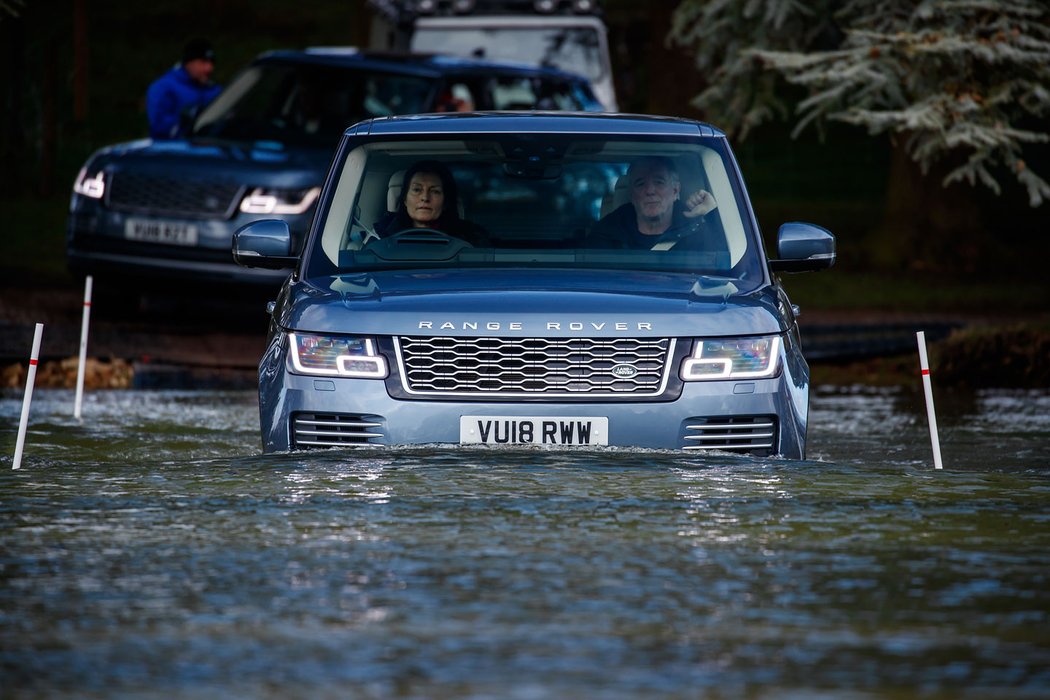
[84,301,91,307]
[921,369,930,375]
[29,359,38,366]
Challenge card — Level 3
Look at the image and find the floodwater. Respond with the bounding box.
[2,385,1048,699]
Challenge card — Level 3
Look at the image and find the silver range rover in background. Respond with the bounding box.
[234,113,835,456]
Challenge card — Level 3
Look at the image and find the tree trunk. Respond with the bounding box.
[73,0,89,122]
[40,36,58,197]
[876,139,985,273]
[0,15,26,192]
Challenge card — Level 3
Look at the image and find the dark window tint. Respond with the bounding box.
[193,64,432,146]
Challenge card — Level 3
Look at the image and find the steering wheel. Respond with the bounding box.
[362,227,474,261]
[382,228,474,247]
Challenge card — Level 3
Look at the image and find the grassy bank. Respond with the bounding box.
[3,195,70,285]
[785,270,1050,315]
[811,321,1050,388]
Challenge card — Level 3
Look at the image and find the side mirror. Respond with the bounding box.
[232,219,297,269]
[769,222,836,272]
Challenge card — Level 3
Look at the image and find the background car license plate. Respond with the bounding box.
[460,416,608,446]
[125,218,198,245]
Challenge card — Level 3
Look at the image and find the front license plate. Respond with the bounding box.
[460,416,609,446]
[124,218,199,246]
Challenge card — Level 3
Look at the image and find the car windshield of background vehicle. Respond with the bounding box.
[489,76,592,111]
[309,134,762,290]
[412,27,605,83]
[193,65,432,147]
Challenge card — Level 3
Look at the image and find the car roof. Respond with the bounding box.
[346,112,725,138]
[254,48,593,82]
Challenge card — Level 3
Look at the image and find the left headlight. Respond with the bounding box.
[288,332,388,379]
[681,336,781,381]
[240,186,320,215]
[72,166,106,199]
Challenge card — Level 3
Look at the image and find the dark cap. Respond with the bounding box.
[182,38,215,64]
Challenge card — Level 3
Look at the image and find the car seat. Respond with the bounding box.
[599,174,629,218]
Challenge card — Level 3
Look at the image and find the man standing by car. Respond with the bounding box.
[146,38,221,140]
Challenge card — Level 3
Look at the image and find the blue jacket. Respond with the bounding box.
[145,66,222,140]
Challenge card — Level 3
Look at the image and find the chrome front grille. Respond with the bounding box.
[107,173,244,218]
[683,416,777,454]
[292,412,384,448]
[395,336,675,398]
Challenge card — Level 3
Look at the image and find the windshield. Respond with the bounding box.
[412,26,606,82]
[192,64,432,147]
[306,133,764,290]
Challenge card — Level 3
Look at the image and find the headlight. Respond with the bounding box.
[240,186,320,215]
[681,336,781,381]
[288,332,387,378]
[73,166,106,199]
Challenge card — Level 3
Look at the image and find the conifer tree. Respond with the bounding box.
[670,0,1050,206]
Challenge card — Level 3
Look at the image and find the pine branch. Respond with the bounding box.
[670,0,1050,205]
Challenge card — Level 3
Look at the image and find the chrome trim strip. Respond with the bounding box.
[296,429,384,438]
[683,442,774,451]
[296,419,383,428]
[686,420,775,430]
[684,432,775,442]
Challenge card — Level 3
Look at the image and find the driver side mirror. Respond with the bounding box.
[232,219,298,269]
[769,222,836,272]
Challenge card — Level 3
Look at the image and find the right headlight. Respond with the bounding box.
[288,332,388,379]
[680,336,781,381]
[240,186,320,215]
[72,166,106,199]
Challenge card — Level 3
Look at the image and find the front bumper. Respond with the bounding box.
[259,356,810,458]
[65,202,302,287]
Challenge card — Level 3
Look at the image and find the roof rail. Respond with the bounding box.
[304,46,361,55]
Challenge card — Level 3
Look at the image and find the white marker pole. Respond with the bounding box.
[74,275,93,420]
[916,331,944,470]
[13,323,44,470]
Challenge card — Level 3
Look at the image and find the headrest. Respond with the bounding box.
[387,170,405,213]
[600,174,630,219]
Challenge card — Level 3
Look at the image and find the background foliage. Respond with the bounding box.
[669,0,1050,204]
[669,0,1050,273]
[0,0,1047,307]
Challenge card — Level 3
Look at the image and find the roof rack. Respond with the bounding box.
[368,0,602,22]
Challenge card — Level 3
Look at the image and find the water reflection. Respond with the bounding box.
[1,387,1049,697]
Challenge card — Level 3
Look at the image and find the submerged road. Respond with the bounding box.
[3,387,1049,696]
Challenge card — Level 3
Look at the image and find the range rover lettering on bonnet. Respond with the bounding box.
[417,321,656,332]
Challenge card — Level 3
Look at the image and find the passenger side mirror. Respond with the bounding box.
[769,222,836,272]
[232,219,298,269]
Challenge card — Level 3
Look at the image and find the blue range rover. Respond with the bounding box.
[66,50,601,289]
[234,112,835,457]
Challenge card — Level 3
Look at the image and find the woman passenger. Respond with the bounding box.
[376,160,489,246]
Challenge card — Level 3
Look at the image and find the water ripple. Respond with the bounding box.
[1,388,1049,697]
